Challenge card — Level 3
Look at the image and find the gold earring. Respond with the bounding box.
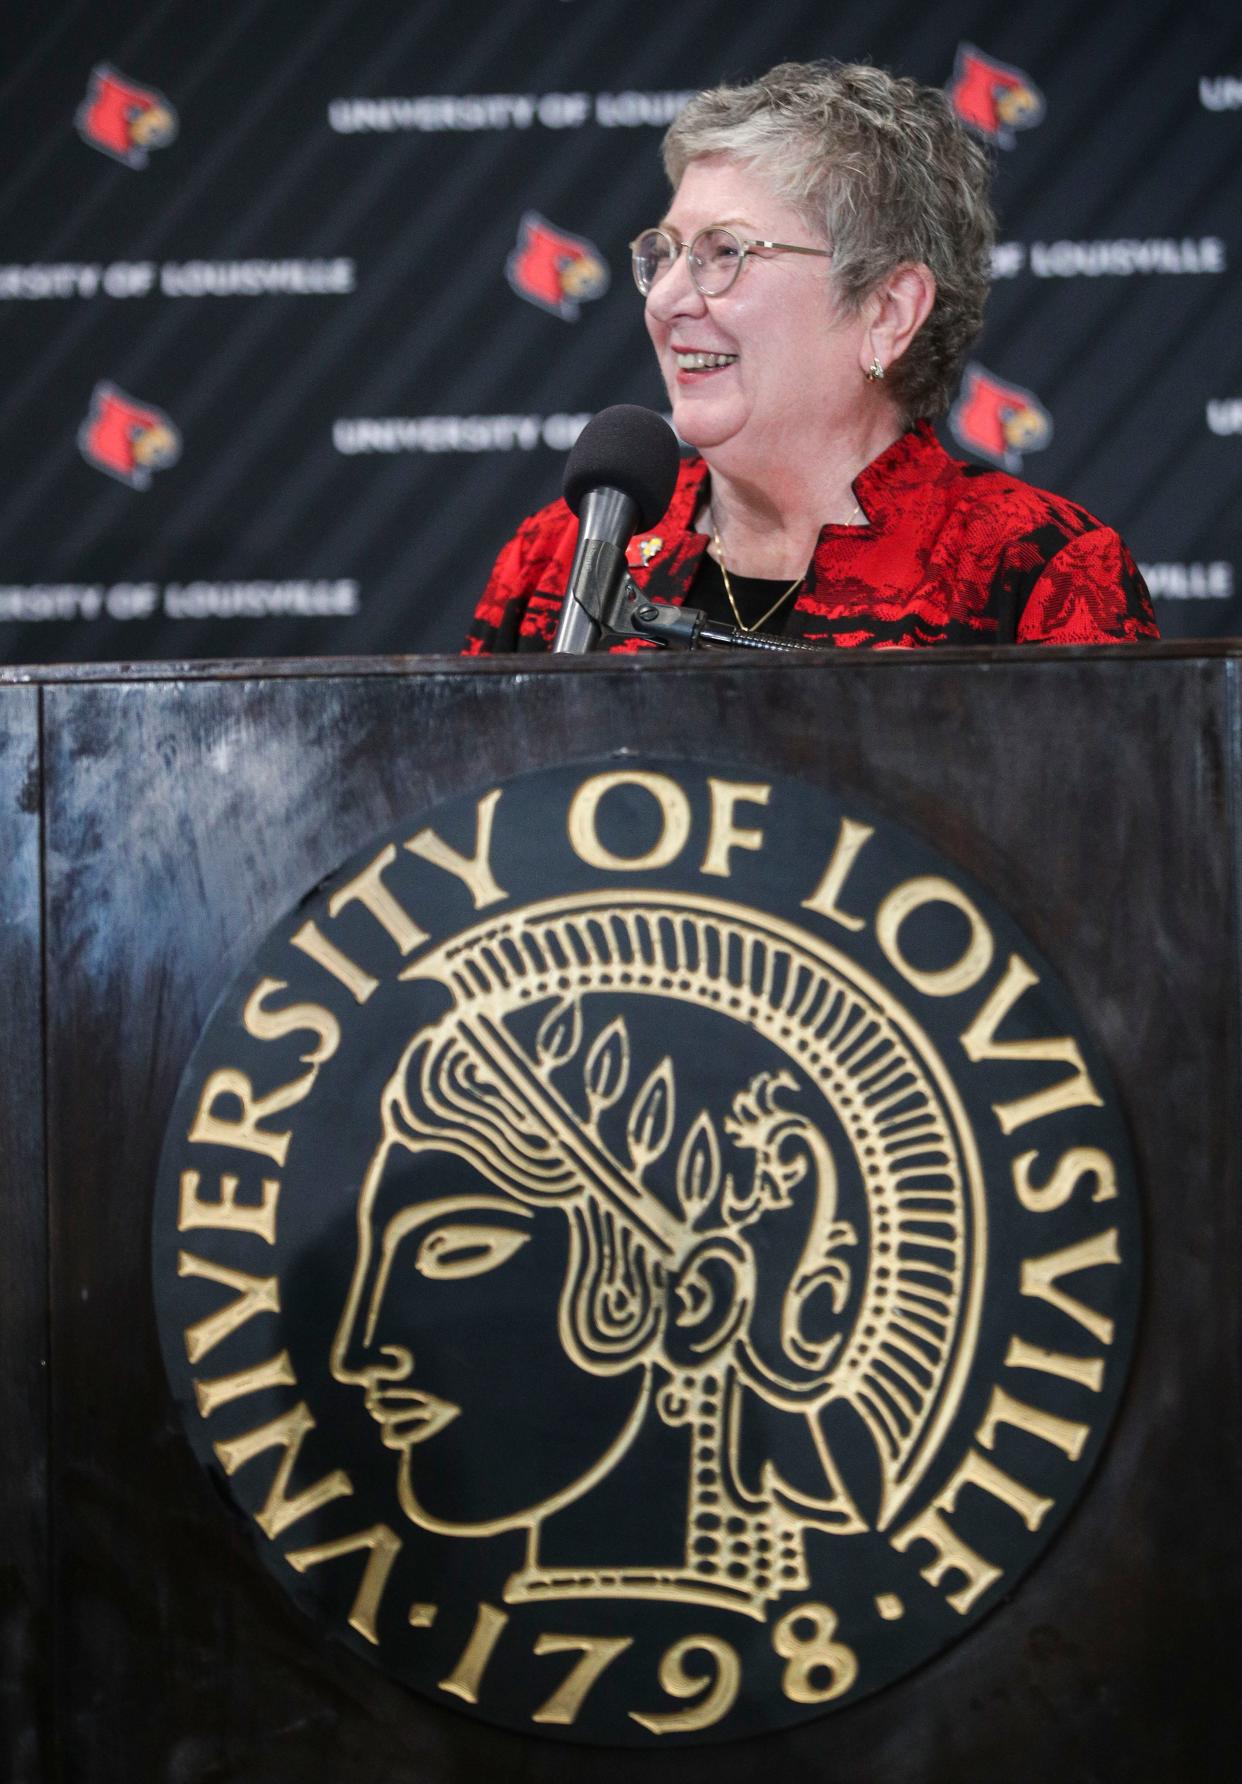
[865,358,885,382]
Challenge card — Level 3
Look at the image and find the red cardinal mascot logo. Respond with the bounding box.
[948,44,1045,148]
[506,212,610,320]
[76,64,178,168]
[78,384,182,489]
[949,365,1053,473]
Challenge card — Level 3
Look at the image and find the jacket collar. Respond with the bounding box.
[849,420,947,529]
[625,421,947,605]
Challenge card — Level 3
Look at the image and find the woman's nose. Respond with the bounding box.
[646,252,707,324]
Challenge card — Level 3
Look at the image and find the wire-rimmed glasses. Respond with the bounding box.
[629,224,833,297]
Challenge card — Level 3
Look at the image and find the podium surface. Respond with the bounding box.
[2,645,1238,1782]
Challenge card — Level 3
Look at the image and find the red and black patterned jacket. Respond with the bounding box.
[464,422,1158,654]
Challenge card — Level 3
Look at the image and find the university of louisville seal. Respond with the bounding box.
[152,757,1141,1745]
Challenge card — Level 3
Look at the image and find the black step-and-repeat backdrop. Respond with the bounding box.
[2,0,1241,663]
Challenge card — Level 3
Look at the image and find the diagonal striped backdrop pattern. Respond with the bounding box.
[1,0,1241,662]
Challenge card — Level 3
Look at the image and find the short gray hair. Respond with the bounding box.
[662,61,995,421]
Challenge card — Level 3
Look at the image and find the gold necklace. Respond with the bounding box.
[712,500,864,636]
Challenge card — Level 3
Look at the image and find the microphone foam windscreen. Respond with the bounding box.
[562,405,681,532]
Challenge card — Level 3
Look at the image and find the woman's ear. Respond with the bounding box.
[862,263,937,378]
[664,1236,751,1369]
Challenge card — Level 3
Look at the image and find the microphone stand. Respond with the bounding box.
[590,572,829,656]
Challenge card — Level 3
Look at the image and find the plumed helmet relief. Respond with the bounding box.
[335,895,975,1618]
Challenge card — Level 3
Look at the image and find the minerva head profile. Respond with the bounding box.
[332,895,974,1618]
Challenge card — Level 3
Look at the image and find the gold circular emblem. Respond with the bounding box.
[153,759,1141,1744]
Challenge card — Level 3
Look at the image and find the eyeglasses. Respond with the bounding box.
[629,224,833,297]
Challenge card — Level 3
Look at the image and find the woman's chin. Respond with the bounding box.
[670,397,744,455]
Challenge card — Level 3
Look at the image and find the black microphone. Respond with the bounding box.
[552,405,681,653]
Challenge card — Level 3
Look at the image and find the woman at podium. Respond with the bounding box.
[466,60,1158,655]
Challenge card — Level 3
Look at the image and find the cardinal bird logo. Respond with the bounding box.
[78,383,181,489]
[76,64,178,168]
[506,212,610,321]
[949,365,1053,472]
[947,44,1045,149]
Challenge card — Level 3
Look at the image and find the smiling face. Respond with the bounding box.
[643,155,872,473]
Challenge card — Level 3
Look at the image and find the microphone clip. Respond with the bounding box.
[599,576,826,656]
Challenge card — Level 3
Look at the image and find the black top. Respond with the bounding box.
[688,553,806,638]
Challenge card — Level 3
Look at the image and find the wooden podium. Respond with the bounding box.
[3,645,1238,1782]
